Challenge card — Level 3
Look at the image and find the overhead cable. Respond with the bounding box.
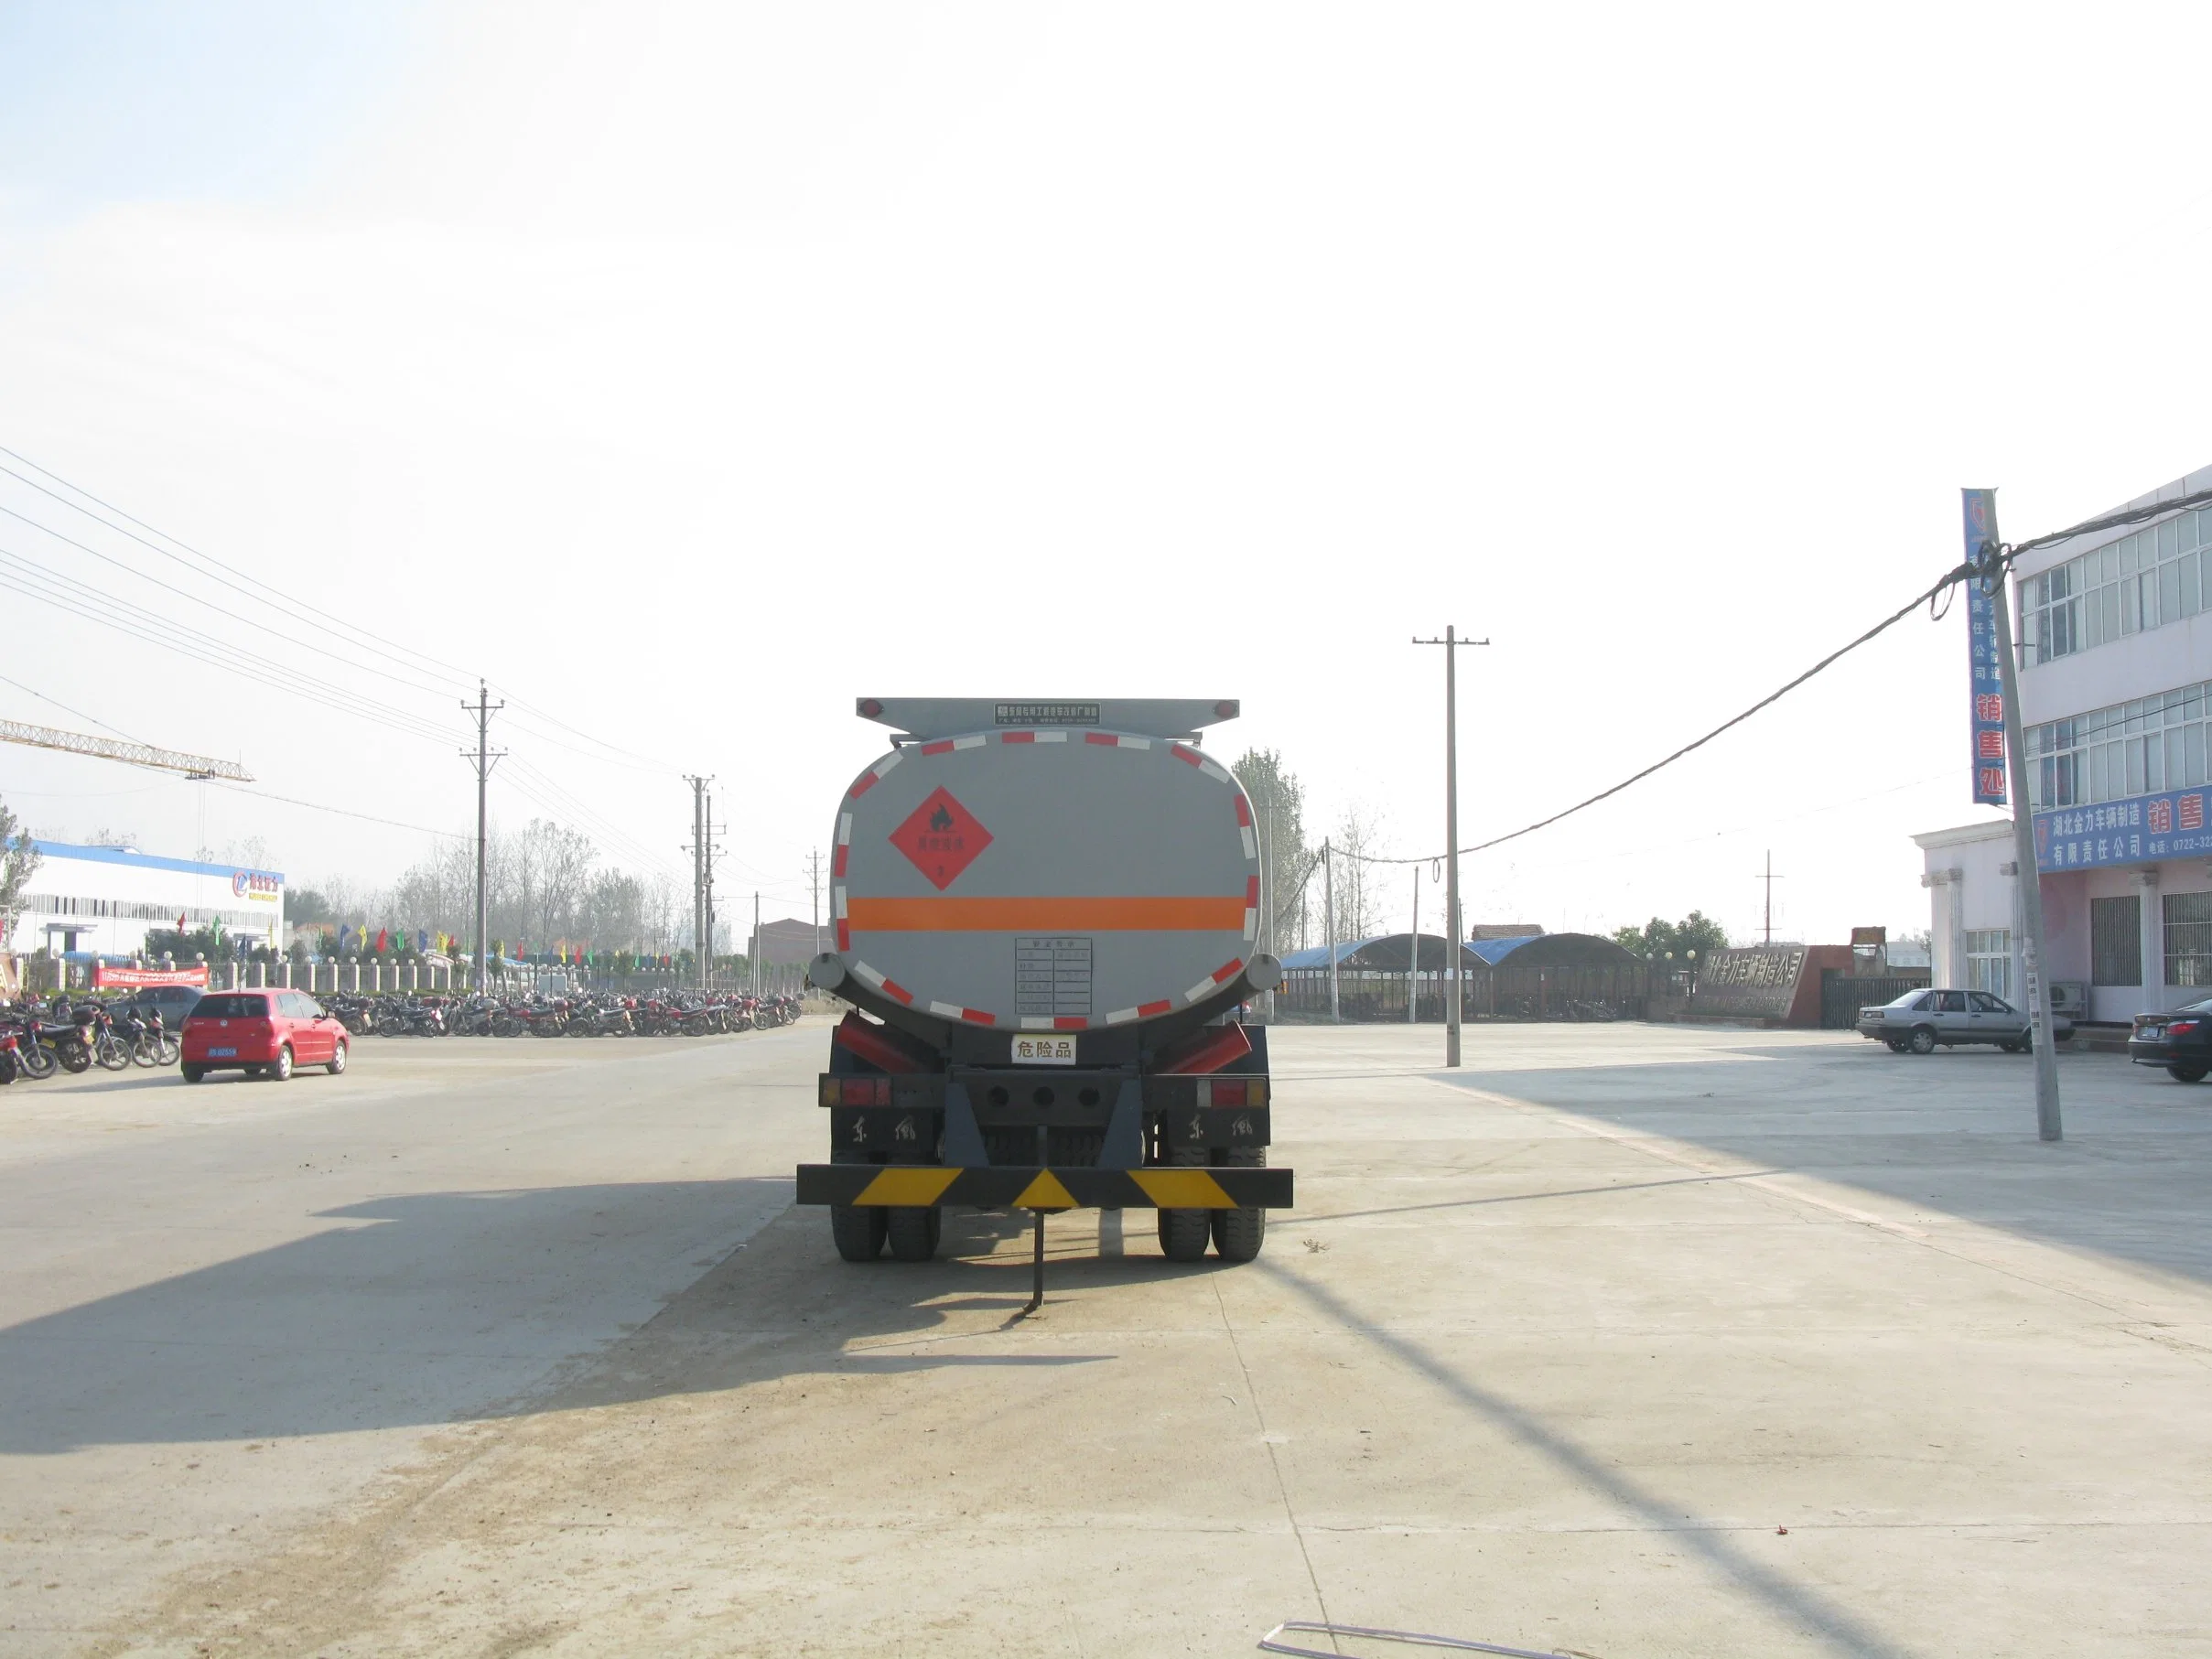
[1334,560,1977,867]
[1329,482,2212,872]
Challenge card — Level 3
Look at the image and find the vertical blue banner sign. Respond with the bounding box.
[1962,488,2008,805]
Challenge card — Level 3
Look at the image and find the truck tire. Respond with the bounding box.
[1211,1147,1267,1263]
[830,1204,887,1262]
[886,1205,942,1262]
[1156,1146,1214,1263]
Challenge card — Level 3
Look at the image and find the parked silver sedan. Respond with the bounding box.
[1856,987,2072,1054]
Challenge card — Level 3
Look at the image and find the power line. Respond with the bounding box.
[0,669,146,744]
[0,552,456,746]
[0,447,478,692]
[0,446,681,774]
[1338,561,1977,867]
[210,781,469,841]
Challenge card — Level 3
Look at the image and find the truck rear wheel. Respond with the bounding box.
[1211,1147,1267,1263]
[830,1205,887,1262]
[1156,1146,1214,1262]
[886,1205,942,1262]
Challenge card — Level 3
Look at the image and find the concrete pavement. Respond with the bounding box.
[5,1020,2210,1655]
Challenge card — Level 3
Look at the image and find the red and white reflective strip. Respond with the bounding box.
[998,729,1069,745]
[847,749,904,799]
[849,960,915,1006]
[1244,874,1260,942]
[1082,732,1151,749]
[929,1000,998,1026]
[917,735,988,756]
[833,813,853,877]
[833,884,850,952]
[1019,1015,1090,1031]
[1233,791,1257,859]
[1170,743,1234,784]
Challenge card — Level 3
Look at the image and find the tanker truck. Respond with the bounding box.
[796,697,1293,1268]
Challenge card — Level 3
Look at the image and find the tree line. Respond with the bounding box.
[290,819,690,961]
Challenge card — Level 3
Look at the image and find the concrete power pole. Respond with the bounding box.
[1969,493,2063,1141]
[751,890,761,1002]
[684,774,712,993]
[1414,627,1488,1066]
[459,683,506,992]
[808,848,824,958]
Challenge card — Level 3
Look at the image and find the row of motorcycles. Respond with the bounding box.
[319,990,804,1040]
[0,997,180,1083]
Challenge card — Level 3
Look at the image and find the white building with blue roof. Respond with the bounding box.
[4,839,286,961]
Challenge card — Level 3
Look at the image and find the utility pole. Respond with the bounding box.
[459,682,506,992]
[1759,850,1784,944]
[752,890,761,1003]
[684,774,713,993]
[1969,490,2062,1141]
[1323,839,1340,1022]
[1414,627,1489,1065]
[705,789,718,991]
[808,849,824,957]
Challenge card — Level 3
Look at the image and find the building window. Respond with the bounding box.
[1963,929,2011,998]
[2025,680,2212,811]
[2024,506,2211,667]
[2164,891,2212,988]
[2090,895,2142,986]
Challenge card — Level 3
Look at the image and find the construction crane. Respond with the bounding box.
[0,717,253,781]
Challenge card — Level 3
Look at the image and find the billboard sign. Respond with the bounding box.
[2035,791,2212,871]
[1962,489,2008,804]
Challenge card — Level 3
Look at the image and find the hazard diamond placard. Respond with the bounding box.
[890,786,994,889]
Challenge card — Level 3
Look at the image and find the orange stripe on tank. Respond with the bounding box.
[845,896,1246,932]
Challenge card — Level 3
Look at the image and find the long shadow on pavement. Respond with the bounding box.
[1430,1038,2212,1288]
[0,1183,1175,1456]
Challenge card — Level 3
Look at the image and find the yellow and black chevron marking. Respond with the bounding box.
[794,1164,1293,1211]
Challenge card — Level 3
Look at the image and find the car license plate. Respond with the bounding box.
[1011,1035,1076,1066]
[2142,1027,2163,1041]
[208,1047,237,1058]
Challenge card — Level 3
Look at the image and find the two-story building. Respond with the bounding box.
[1916,462,2212,1026]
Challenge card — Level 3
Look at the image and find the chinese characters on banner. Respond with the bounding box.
[2036,790,2212,871]
[1962,488,2007,804]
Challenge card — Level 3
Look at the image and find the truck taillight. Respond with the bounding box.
[1200,1077,1268,1108]
[838,1077,892,1105]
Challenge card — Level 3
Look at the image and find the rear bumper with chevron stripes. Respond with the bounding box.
[795,1164,1293,1211]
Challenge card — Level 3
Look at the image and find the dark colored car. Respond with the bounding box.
[2127,1000,2212,1082]
[180,989,349,1083]
[1855,987,2073,1053]
[128,986,205,1029]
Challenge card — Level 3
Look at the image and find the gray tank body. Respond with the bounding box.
[830,700,1258,1031]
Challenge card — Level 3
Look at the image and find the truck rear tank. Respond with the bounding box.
[795,697,1293,1267]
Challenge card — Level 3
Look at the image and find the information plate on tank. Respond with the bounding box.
[1015,936,1092,1018]
[1012,1035,1077,1065]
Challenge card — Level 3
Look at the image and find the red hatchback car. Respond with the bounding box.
[180,990,349,1083]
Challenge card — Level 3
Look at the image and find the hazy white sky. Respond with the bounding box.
[3,1,2208,943]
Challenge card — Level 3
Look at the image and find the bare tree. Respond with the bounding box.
[1330,804,1385,943]
[1231,749,1311,960]
[0,793,41,953]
